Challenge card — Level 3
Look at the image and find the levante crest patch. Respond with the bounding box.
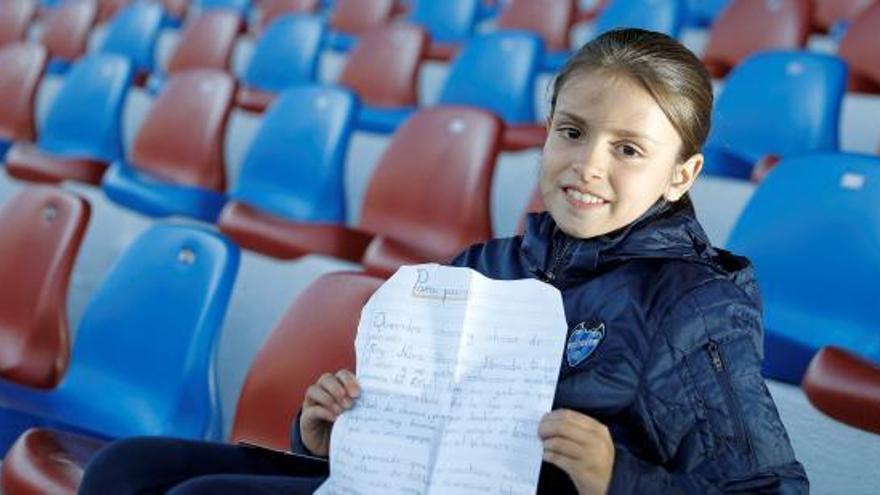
[566,320,606,367]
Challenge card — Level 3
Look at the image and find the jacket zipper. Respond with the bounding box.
[540,237,573,285]
[706,340,748,451]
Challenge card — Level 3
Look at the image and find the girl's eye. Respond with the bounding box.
[618,144,641,158]
[559,127,582,140]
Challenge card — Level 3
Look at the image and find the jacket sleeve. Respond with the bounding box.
[608,280,809,494]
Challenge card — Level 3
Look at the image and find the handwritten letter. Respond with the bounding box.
[315,264,567,495]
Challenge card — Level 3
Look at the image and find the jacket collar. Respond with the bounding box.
[520,195,718,288]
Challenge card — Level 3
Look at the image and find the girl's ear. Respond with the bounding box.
[664,153,703,201]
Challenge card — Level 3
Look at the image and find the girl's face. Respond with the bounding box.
[540,70,702,239]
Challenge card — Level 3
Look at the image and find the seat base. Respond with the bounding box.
[4,142,108,185]
[217,201,373,261]
[502,124,547,151]
[236,87,277,113]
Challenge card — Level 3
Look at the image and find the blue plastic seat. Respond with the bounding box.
[684,0,729,27]
[195,0,250,17]
[218,85,358,255]
[4,54,132,185]
[409,0,480,60]
[236,14,324,113]
[0,223,240,445]
[102,70,235,222]
[437,31,546,150]
[726,153,880,384]
[703,51,846,180]
[594,0,687,38]
[96,2,164,75]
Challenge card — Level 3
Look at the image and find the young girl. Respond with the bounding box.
[81,29,808,494]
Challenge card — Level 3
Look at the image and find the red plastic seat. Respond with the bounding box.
[496,0,575,53]
[96,0,126,22]
[338,24,427,108]
[0,186,90,389]
[803,346,880,435]
[37,0,98,65]
[128,69,234,191]
[813,0,875,32]
[0,43,47,146]
[156,0,189,23]
[220,106,501,275]
[0,0,38,47]
[702,0,812,78]
[165,11,242,77]
[329,0,396,35]
[255,0,318,32]
[838,2,880,94]
[0,271,383,494]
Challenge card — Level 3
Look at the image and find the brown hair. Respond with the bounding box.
[550,28,713,162]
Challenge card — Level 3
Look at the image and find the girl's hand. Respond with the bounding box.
[538,409,616,495]
[299,369,360,456]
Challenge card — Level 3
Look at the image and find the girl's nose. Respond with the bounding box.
[572,141,607,181]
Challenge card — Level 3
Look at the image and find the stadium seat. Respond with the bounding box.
[812,0,875,34]
[495,0,576,73]
[0,223,239,442]
[358,107,500,276]
[408,0,480,61]
[702,51,845,180]
[726,153,880,383]
[255,0,318,32]
[0,187,89,389]
[594,0,687,38]
[4,54,133,185]
[37,0,98,74]
[803,346,880,435]
[0,271,380,494]
[0,0,38,47]
[338,24,427,134]
[194,0,250,18]
[148,11,242,93]
[838,2,880,94]
[95,2,164,78]
[437,32,546,151]
[218,85,360,258]
[575,0,608,22]
[702,0,812,77]
[683,0,728,27]
[0,43,47,161]
[222,106,500,275]
[325,0,396,51]
[102,70,234,222]
[153,0,189,26]
[95,0,125,22]
[235,14,324,113]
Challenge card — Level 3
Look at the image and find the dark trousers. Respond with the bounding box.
[78,436,328,495]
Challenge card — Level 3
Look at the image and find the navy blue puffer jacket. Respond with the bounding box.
[449,196,808,494]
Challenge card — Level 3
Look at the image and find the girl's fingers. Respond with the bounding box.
[305,404,339,423]
[335,369,361,400]
[318,373,352,407]
[542,436,586,460]
[305,384,342,414]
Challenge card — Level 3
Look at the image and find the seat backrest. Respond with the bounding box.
[803,346,880,435]
[130,69,234,191]
[230,272,383,449]
[703,0,812,75]
[705,51,845,161]
[37,53,133,162]
[256,0,318,30]
[0,186,89,389]
[727,154,880,343]
[813,0,874,32]
[0,43,47,143]
[0,0,38,46]
[195,0,250,17]
[338,24,427,108]
[97,2,164,73]
[360,107,501,259]
[96,0,126,22]
[38,0,98,62]
[242,14,323,93]
[60,223,240,439]
[437,32,542,124]
[166,11,241,75]
[329,0,396,34]
[408,0,479,43]
[838,2,880,90]
[231,84,358,223]
[594,0,686,38]
[496,0,575,52]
